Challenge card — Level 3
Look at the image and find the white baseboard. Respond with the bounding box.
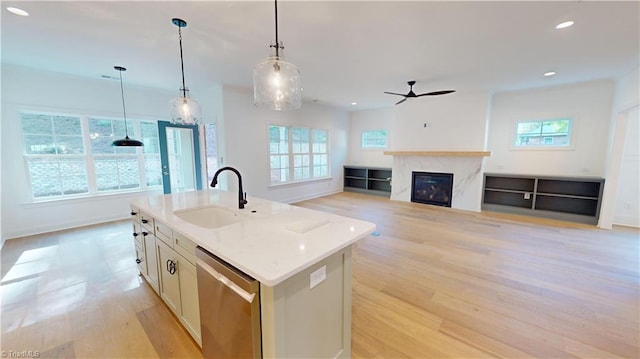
[613,215,640,228]
[3,213,129,240]
[283,189,343,204]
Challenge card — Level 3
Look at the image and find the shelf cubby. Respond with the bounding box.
[482,173,604,225]
[344,166,392,197]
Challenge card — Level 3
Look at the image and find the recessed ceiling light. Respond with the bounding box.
[7,7,29,16]
[556,21,574,29]
[351,102,357,106]
[544,71,556,77]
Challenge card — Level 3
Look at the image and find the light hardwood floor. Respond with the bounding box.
[2,192,638,358]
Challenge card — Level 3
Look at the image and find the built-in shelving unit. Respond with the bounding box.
[482,173,605,224]
[344,166,392,197]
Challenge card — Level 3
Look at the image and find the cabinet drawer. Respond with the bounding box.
[174,231,197,265]
[134,237,144,252]
[132,222,143,247]
[134,241,145,273]
[139,210,154,232]
[155,220,174,248]
[130,206,142,223]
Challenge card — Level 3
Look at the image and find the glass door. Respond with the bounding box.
[158,121,202,194]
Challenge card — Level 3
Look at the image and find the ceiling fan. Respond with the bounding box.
[384,81,455,105]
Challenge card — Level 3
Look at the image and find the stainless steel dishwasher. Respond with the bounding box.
[196,246,262,359]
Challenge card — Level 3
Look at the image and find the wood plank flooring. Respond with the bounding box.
[295,192,639,358]
[1,192,638,358]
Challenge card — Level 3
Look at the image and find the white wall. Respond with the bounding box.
[613,108,639,226]
[486,80,615,176]
[219,86,349,204]
[611,67,640,114]
[391,91,491,151]
[347,108,393,168]
[1,64,222,239]
[363,91,490,211]
[599,67,640,228]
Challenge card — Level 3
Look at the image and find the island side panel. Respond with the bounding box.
[260,247,352,359]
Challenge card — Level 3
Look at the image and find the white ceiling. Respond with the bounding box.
[2,1,638,110]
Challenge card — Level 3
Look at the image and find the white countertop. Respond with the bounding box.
[130,189,376,286]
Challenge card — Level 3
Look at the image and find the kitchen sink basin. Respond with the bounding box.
[174,206,249,229]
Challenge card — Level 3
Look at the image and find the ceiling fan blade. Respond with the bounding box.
[384,91,408,97]
[395,98,407,105]
[416,90,456,97]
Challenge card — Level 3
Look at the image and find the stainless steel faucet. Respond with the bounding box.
[210,166,248,209]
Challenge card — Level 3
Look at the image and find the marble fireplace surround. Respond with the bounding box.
[384,151,491,212]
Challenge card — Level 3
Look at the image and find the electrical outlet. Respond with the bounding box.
[524,192,530,200]
[310,265,326,289]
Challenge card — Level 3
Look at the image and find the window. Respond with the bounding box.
[269,125,330,184]
[22,113,88,197]
[514,118,572,148]
[361,130,388,149]
[204,123,218,181]
[21,112,162,199]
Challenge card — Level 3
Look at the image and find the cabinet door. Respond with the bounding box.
[179,259,201,346]
[134,243,146,274]
[157,240,182,316]
[143,233,160,294]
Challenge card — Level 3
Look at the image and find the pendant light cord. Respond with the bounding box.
[274,0,279,58]
[118,70,129,137]
[178,25,187,98]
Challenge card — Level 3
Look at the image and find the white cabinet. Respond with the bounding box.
[178,257,201,344]
[131,209,160,294]
[133,222,145,274]
[131,205,201,347]
[157,236,202,346]
[157,238,182,316]
[142,233,160,294]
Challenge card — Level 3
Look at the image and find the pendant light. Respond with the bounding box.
[170,18,202,124]
[112,66,143,147]
[253,0,302,111]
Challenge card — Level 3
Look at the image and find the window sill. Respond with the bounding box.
[268,176,333,188]
[509,145,575,151]
[22,187,162,207]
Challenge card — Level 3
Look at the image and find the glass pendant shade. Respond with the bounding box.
[169,91,202,125]
[170,18,202,125]
[254,42,302,111]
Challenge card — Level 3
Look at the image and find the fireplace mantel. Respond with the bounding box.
[384,151,491,157]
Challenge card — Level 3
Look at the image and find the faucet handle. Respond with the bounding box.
[243,192,248,204]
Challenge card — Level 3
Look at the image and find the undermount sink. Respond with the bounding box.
[174,206,249,229]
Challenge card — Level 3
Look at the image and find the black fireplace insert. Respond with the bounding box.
[411,172,454,208]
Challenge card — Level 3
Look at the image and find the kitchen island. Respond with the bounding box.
[130,189,375,358]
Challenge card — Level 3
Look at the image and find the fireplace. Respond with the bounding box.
[411,172,454,208]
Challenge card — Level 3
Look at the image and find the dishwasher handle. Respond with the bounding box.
[197,258,256,303]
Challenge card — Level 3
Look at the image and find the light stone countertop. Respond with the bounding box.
[130,189,376,286]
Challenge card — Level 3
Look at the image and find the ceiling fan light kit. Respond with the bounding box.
[253,0,303,111]
[384,80,455,105]
[169,17,202,125]
[112,66,144,147]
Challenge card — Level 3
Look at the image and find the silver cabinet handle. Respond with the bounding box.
[166,259,177,275]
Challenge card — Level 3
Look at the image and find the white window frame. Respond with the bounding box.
[21,111,162,202]
[361,129,389,149]
[268,124,331,186]
[510,116,575,151]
